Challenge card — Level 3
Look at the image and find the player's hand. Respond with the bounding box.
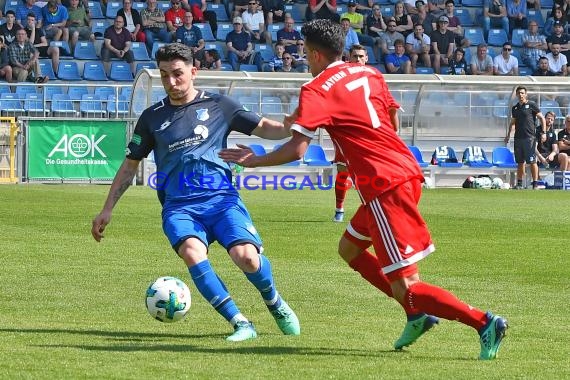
[283,108,298,130]
[91,210,112,242]
[218,144,256,167]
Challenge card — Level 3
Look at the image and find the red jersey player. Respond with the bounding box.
[219,19,507,360]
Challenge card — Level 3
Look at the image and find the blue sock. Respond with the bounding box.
[245,254,282,310]
[189,260,244,325]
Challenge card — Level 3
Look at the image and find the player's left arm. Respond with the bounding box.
[251,116,292,140]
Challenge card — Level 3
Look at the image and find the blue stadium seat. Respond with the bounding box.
[487,28,508,46]
[492,99,509,119]
[92,20,111,39]
[431,146,462,167]
[131,42,151,61]
[216,23,233,41]
[261,96,283,114]
[408,145,429,167]
[68,86,90,101]
[0,84,11,94]
[463,27,486,46]
[24,93,49,115]
[380,5,393,17]
[492,147,518,168]
[50,94,77,116]
[204,42,227,61]
[121,87,133,99]
[541,99,563,118]
[50,40,72,56]
[527,9,545,28]
[39,59,57,80]
[239,64,259,72]
[518,66,533,76]
[15,86,38,99]
[106,95,130,117]
[365,45,377,64]
[454,8,474,26]
[255,44,274,62]
[74,41,98,60]
[273,144,301,166]
[541,0,554,9]
[151,42,167,59]
[106,1,122,18]
[416,67,434,74]
[284,4,304,22]
[136,62,158,73]
[268,24,282,41]
[303,145,331,166]
[108,62,133,81]
[3,0,19,14]
[83,61,108,81]
[132,1,145,11]
[57,62,82,80]
[157,1,171,12]
[249,144,267,156]
[462,146,493,167]
[44,86,65,100]
[461,0,483,6]
[80,94,106,117]
[88,1,105,19]
[207,3,229,21]
[95,86,116,99]
[220,63,233,71]
[0,93,25,115]
[336,4,348,14]
[195,23,215,42]
[511,28,526,47]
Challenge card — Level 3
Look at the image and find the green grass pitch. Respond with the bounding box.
[0,184,569,379]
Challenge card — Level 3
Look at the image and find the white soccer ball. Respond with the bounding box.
[145,276,191,323]
[491,177,504,189]
[423,177,434,189]
[501,183,511,190]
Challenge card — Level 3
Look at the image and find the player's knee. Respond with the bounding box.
[228,244,259,272]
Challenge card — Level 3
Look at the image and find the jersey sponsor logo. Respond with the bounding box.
[130,134,142,145]
[194,125,209,139]
[196,108,210,121]
[158,121,171,131]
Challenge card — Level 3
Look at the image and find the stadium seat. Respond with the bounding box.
[541,99,563,118]
[0,93,25,115]
[0,84,11,95]
[336,4,348,14]
[461,0,483,6]
[408,145,429,167]
[284,4,304,22]
[204,42,227,61]
[57,62,82,80]
[303,145,331,166]
[273,144,301,166]
[254,44,274,62]
[106,1,122,18]
[68,86,89,101]
[260,96,283,114]
[195,23,216,42]
[44,86,65,100]
[454,9,474,26]
[518,66,533,76]
[431,146,462,167]
[3,0,19,14]
[416,67,434,74]
[83,61,108,81]
[492,99,509,119]
[207,3,229,21]
[106,95,130,117]
[50,93,77,116]
[92,20,111,39]
[74,41,99,60]
[157,1,171,12]
[239,64,259,72]
[268,24,282,41]
[380,6,393,17]
[24,93,49,116]
[492,147,518,168]
[216,23,233,41]
[88,1,105,19]
[365,46,377,64]
[462,146,493,167]
[80,94,106,117]
[527,9,545,28]
[15,86,38,99]
[249,144,267,156]
[39,59,57,81]
[463,27,486,46]
[132,1,145,11]
[108,62,134,81]
[511,28,526,47]
[136,62,158,73]
[220,63,233,71]
[50,40,71,56]
[94,86,117,99]
[131,42,151,61]
[487,29,508,47]
[541,0,554,9]
[151,42,167,59]
[121,87,133,99]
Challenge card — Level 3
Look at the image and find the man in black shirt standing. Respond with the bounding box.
[504,86,547,189]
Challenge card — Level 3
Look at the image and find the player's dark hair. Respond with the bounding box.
[301,19,344,61]
[516,85,527,93]
[349,44,365,54]
[207,49,220,61]
[545,111,556,118]
[156,43,194,66]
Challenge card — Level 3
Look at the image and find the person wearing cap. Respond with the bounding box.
[442,0,468,48]
[305,0,340,23]
[412,0,435,34]
[546,20,570,64]
[405,23,431,71]
[226,16,262,70]
[165,0,186,39]
[430,15,455,73]
[544,6,566,37]
[342,0,375,49]
[141,0,171,54]
[506,0,528,35]
[483,0,509,40]
[470,43,493,75]
[522,20,547,71]
[242,0,271,43]
[493,41,519,75]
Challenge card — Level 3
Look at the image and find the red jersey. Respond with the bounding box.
[292,61,423,204]
[165,8,186,29]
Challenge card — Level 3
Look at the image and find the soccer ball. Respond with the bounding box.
[491,177,504,189]
[145,276,191,323]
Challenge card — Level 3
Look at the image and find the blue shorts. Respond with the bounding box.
[162,195,263,253]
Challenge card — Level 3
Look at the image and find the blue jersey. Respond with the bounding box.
[127,91,261,204]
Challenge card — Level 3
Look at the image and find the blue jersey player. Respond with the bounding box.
[91,43,300,342]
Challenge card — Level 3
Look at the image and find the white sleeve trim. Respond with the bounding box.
[291,124,315,139]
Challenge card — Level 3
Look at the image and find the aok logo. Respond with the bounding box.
[48,134,107,158]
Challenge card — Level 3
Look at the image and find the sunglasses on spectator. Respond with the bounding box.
[503,47,512,51]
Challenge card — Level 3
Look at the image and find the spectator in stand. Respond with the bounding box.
[526,0,540,10]
[406,23,431,71]
[180,0,218,40]
[493,42,519,75]
[279,52,295,72]
[341,17,360,60]
[261,0,285,25]
[141,0,171,54]
[242,0,271,44]
[404,0,420,15]
[430,15,455,74]
[412,0,435,35]
[393,1,413,36]
[118,0,145,42]
[232,0,250,18]
[442,0,468,48]
[557,115,570,169]
[507,0,528,35]
[484,0,509,40]
[176,11,205,67]
[381,19,405,59]
[349,43,368,65]
[305,0,340,23]
[522,21,547,71]
[536,111,562,169]
[226,16,262,70]
[448,47,469,74]
[0,45,13,82]
[532,55,556,75]
[199,48,222,70]
[544,5,566,37]
[67,0,95,54]
[277,17,302,55]
[43,0,70,44]
[342,0,375,48]
[263,41,285,71]
[291,39,308,72]
[101,15,135,75]
[367,3,387,40]
[546,42,568,75]
[25,13,59,76]
[8,28,48,83]
[0,11,22,47]
[427,0,446,18]
[165,0,187,40]
[546,21,570,64]
[470,43,494,75]
[16,0,43,29]
[385,38,412,73]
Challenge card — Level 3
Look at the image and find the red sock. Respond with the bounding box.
[349,250,393,298]
[405,282,488,331]
[335,172,351,210]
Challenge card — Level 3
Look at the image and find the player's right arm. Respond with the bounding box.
[504,117,516,144]
[91,158,140,242]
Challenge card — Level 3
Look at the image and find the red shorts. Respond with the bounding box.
[343,180,435,280]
